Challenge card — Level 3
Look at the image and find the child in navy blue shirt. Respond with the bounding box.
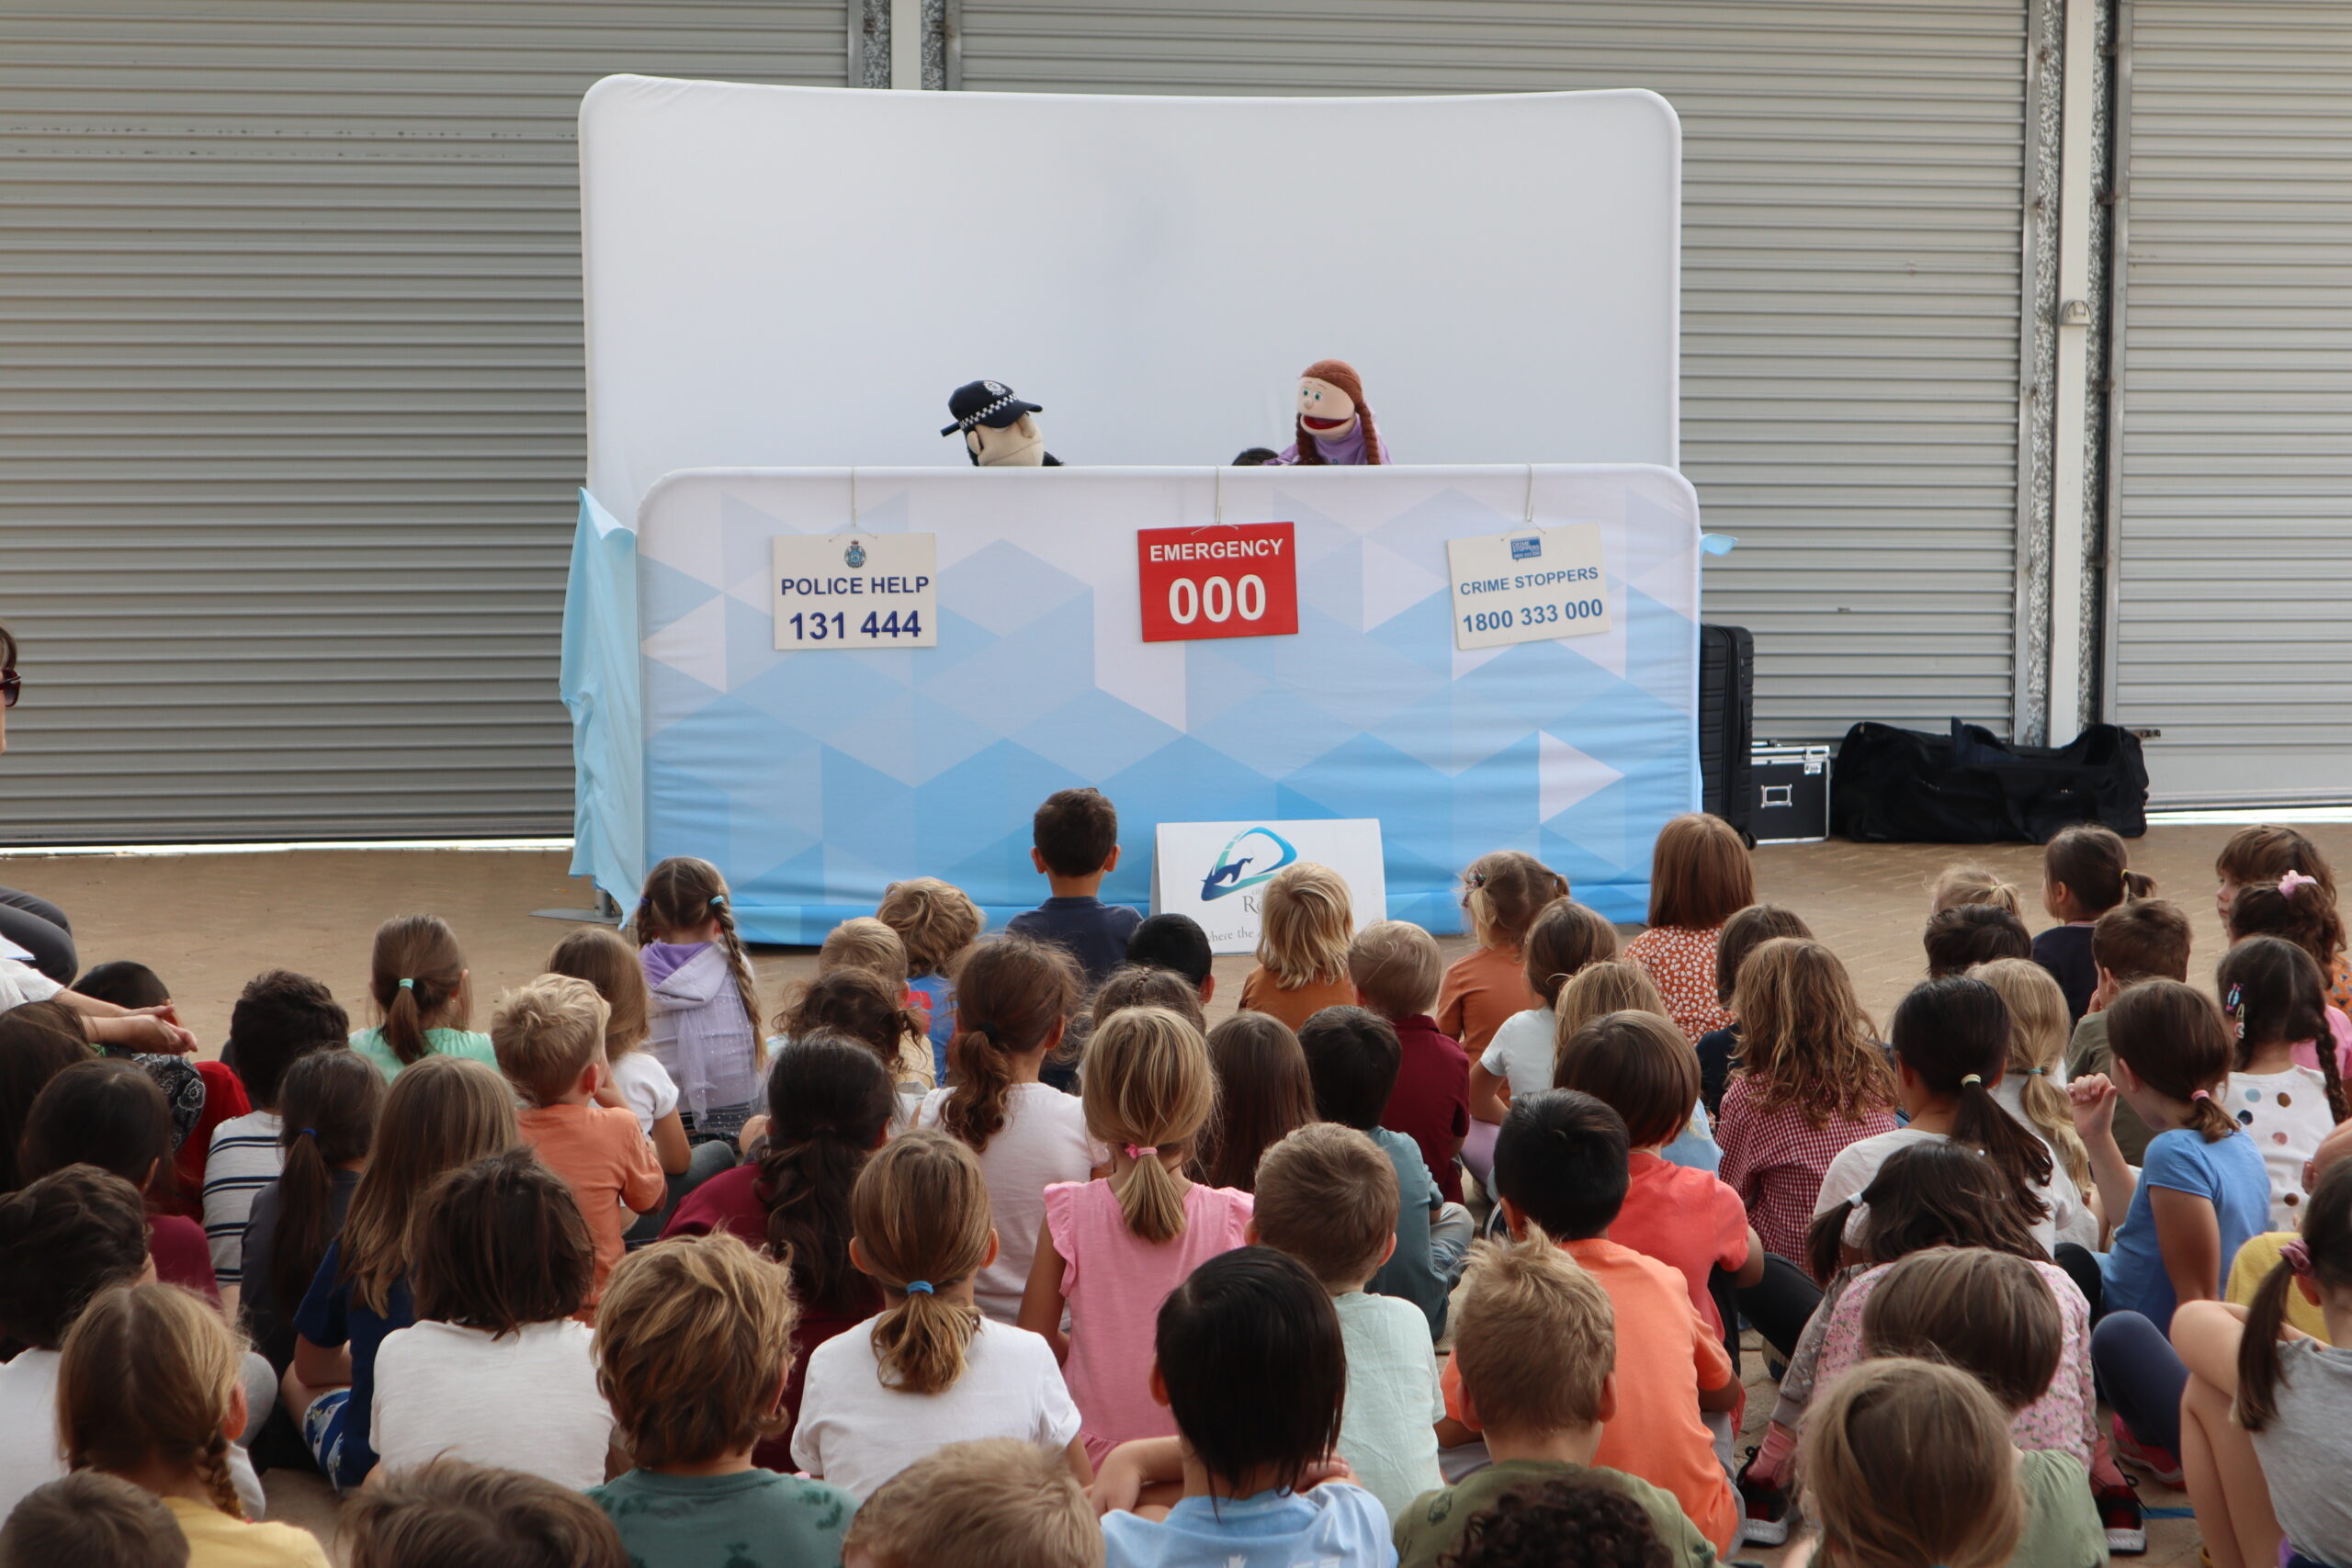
[1009,789,1141,990]
[2036,826,2154,1024]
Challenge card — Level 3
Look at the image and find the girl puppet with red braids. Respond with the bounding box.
[1267,359,1390,466]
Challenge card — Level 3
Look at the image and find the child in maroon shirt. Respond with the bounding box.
[1348,921,1470,1203]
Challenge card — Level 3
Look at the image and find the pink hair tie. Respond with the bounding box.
[2281,1238,2316,1279]
[2281,871,2320,896]
[2192,1089,2213,1103]
[1124,1144,1157,1161]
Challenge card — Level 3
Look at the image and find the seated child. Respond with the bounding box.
[1395,1235,1720,1568]
[1197,1013,1317,1194]
[2225,1117,2352,1344]
[2217,937,2346,1227]
[1008,787,1141,989]
[812,919,937,1092]
[58,1282,330,1568]
[1251,1122,1444,1519]
[1438,852,1570,1055]
[2214,825,2350,1009]
[76,959,249,1210]
[202,971,348,1302]
[1238,864,1360,1032]
[876,875,987,1079]
[491,975,665,1310]
[1860,1248,2106,1568]
[2224,877,2352,1074]
[546,927,701,1192]
[1713,937,1899,1265]
[1090,964,1208,1035]
[1623,815,1752,1040]
[1923,903,2033,979]
[1096,1247,1395,1568]
[2036,825,2154,1023]
[1969,958,2101,1250]
[2174,1156,2352,1568]
[1018,1008,1253,1465]
[20,1057,218,1299]
[240,1050,383,1376]
[916,937,1099,1325]
[1798,1359,2024,1568]
[371,1148,612,1490]
[0,1472,189,1568]
[772,967,934,1102]
[350,1458,628,1568]
[0,1166,157,1520]
[286,1055,519,1491]
[1554,1011,1796,1358]
[2064,897,2192,1163]
[1348,920,1470,1206]
[842,1438,1103,1568]
[1691,903,1812,1117]
[1126,912,1216,1004]
[1930,863,2025,917]
[1449,1089,1740,1553]
[633,855,765,1145]
[1473,897,1618,1127]
[1297,1006,1475,1337]
[351,914,495,1079]
[1554,964,1719,1175]
[1432,1474,1677,1568]
[795,1131,1085,1497]
[591,1234,857,1568]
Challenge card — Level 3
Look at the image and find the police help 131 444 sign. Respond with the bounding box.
[1443,523,1611,651]
[773,533,939,650]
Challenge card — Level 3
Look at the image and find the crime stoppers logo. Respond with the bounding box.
[1198,826,1297,902]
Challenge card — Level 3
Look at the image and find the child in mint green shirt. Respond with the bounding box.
[351,914,497,1080]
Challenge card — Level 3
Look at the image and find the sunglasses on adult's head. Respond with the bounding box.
[1,667,17,708]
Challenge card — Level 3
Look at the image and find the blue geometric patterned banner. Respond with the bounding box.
[574,465,1701,944]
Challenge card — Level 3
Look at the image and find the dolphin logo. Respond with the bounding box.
[1200,827,1297,901]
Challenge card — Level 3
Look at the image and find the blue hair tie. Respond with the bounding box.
[299,1127,317,1137]
[397,977,414,990]
[904,1280,933,1296]
[709,894,728,909]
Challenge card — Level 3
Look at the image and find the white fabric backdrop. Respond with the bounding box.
[580,76,1681,520]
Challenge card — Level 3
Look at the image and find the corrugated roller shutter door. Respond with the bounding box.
[958,1,2030,740]
[2113,4,2352,806]
[0,3,841,842]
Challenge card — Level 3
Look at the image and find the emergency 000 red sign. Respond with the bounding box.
[1136,522,1300,644]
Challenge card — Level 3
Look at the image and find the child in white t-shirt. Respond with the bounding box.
[916,935,1106,1322]
[2221,937,2349,1229]
[793,1130,1085,1498]
[1250,1123,1442,1519]
[369,1147,613,1490]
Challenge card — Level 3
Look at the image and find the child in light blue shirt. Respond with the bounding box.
[1093,1247,1396,1568]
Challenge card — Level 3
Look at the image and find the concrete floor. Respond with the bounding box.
[12,821,2328,1562]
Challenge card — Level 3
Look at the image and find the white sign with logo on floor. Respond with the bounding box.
[1151,819,1387,955]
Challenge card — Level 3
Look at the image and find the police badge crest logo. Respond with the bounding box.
[843,540,866,569]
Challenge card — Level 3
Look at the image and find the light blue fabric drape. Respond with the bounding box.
[560,489,644,908]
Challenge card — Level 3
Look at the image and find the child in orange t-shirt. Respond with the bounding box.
[1436,852,1570,1055]
[492,975,666,1309]
[1441,1087,1741,1553]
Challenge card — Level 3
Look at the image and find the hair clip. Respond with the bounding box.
[1463,872,1489,889]
[397,977,415,990]
[2282,871,2320,897]
[2280,1238,2316,1279]
[904,1280,934,1295]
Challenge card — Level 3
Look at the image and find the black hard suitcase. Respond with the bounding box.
[1698,625,1755,836]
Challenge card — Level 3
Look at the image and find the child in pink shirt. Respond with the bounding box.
[1017,1006,1251,1465]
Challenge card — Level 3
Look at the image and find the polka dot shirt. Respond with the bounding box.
[2228,1065,2337,1229]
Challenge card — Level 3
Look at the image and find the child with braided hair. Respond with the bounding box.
[633,855,764,1146]
[57,1282,329,1567]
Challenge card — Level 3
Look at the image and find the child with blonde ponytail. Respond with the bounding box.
[633,855,764,1146]
[59,1282,330,1567]
[794,1131,1085,1498]
[915,934,1102,1324]
[1970,957,2100,1247]
[1018,1006,1253,1465]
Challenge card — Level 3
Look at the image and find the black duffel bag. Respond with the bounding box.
[1831,719,2149,844]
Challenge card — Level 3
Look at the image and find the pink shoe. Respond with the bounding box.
[2110,1415,2183,1488]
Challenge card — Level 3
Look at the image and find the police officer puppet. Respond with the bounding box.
[942,380,1062,467]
